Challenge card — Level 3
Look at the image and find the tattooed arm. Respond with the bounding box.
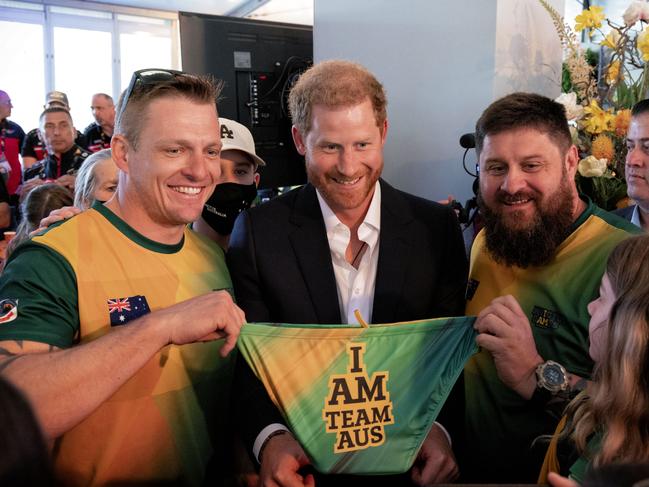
[0,340,59,373]
[0,325,170,439]
[0,290,245,439]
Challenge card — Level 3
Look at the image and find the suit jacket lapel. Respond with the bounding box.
[372,180,414,324]
[288,184,342,324]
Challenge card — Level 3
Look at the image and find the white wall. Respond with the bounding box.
[314,0,564,203]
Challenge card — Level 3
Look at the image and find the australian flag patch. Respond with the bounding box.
[107,295,151,326]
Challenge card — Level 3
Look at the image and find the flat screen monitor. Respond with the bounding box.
[180,12,313,189]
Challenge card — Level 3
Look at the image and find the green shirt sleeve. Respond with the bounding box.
[569,455,588,484]
[569,432,602,484]
[0,242,78,348]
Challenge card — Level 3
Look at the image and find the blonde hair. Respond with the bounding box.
[74,148,114,210]
[288,60,387,135]
[566,235,649,466]
[115,72,222,150]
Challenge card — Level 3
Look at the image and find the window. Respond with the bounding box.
[0,3,45,130]
[0,1,179,132]
[118,15,176,91]
[53,27,113,130]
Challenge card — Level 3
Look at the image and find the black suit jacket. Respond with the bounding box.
[226,179,468,470]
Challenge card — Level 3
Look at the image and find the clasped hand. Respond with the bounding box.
[474,295,543,399]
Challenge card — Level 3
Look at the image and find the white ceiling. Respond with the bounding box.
[246,0,312,24]
[77,0,313,24]
[90,0,243,16]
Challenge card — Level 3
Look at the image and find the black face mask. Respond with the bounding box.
[202,182,257,236]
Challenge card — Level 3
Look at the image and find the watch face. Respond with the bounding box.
[543,364,565,386]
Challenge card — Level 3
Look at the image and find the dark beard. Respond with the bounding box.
[478,183,576,268]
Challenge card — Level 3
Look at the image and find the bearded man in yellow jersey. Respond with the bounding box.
[458,92,640,483]
[0,70,245,486]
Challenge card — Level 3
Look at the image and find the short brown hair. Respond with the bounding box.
[475,92,571,155]
[39,106,72,125]
[93,93,114,105]
[288,60,387,134]
[114,72,223,149]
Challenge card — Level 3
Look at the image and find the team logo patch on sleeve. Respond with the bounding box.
[107,295,150,326]
[532,306,568,330]
[0,299,18,324]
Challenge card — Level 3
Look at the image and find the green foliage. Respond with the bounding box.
[576,173,628,210]
[614,82,637,108]
[562,63,573,93]
[585,48,599,67]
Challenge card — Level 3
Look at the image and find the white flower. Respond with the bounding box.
[578,155,608,177]
[555,92,585,121]
[623,0,649,26]
[569,125,580,144]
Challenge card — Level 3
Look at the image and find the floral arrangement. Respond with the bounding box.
[539,0,649,210]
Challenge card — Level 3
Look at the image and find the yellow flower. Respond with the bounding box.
[601,29,621,49]
[638,29,649,61]
[605,60,621,85]
[591,134,615,161]
[582,100,615,134]
[615,109,632,136]
[575,6,606,33]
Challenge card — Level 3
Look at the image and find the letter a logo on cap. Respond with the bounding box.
[221,124,234,139]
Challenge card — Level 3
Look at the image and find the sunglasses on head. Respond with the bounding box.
[121,68,185,114]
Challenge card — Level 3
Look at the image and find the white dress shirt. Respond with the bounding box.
[631,204,647,230]
[317,182,381,325]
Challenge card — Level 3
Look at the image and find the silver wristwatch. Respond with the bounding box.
[535,360,569,394]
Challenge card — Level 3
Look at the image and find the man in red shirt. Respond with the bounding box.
[0,90,25,206]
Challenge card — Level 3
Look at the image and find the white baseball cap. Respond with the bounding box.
[219,118,266,167]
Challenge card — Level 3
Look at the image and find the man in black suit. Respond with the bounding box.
[615,99,649,231]
[227,60,468,486]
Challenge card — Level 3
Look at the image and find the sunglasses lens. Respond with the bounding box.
[138,70,178,84]
[118,69,186,128]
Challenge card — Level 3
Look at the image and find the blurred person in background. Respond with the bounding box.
[615,99,649,232]
[21,107,89,199]
[0,376,57,487]
[0,90,25,205]
[4,183,73,261]
[84,94,115,153]
[21,91,86,168]
[0,166,11,231]
[194,117,263,250]
[73,148,117,210]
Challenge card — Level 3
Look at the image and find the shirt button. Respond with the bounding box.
[354,288,360,295]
